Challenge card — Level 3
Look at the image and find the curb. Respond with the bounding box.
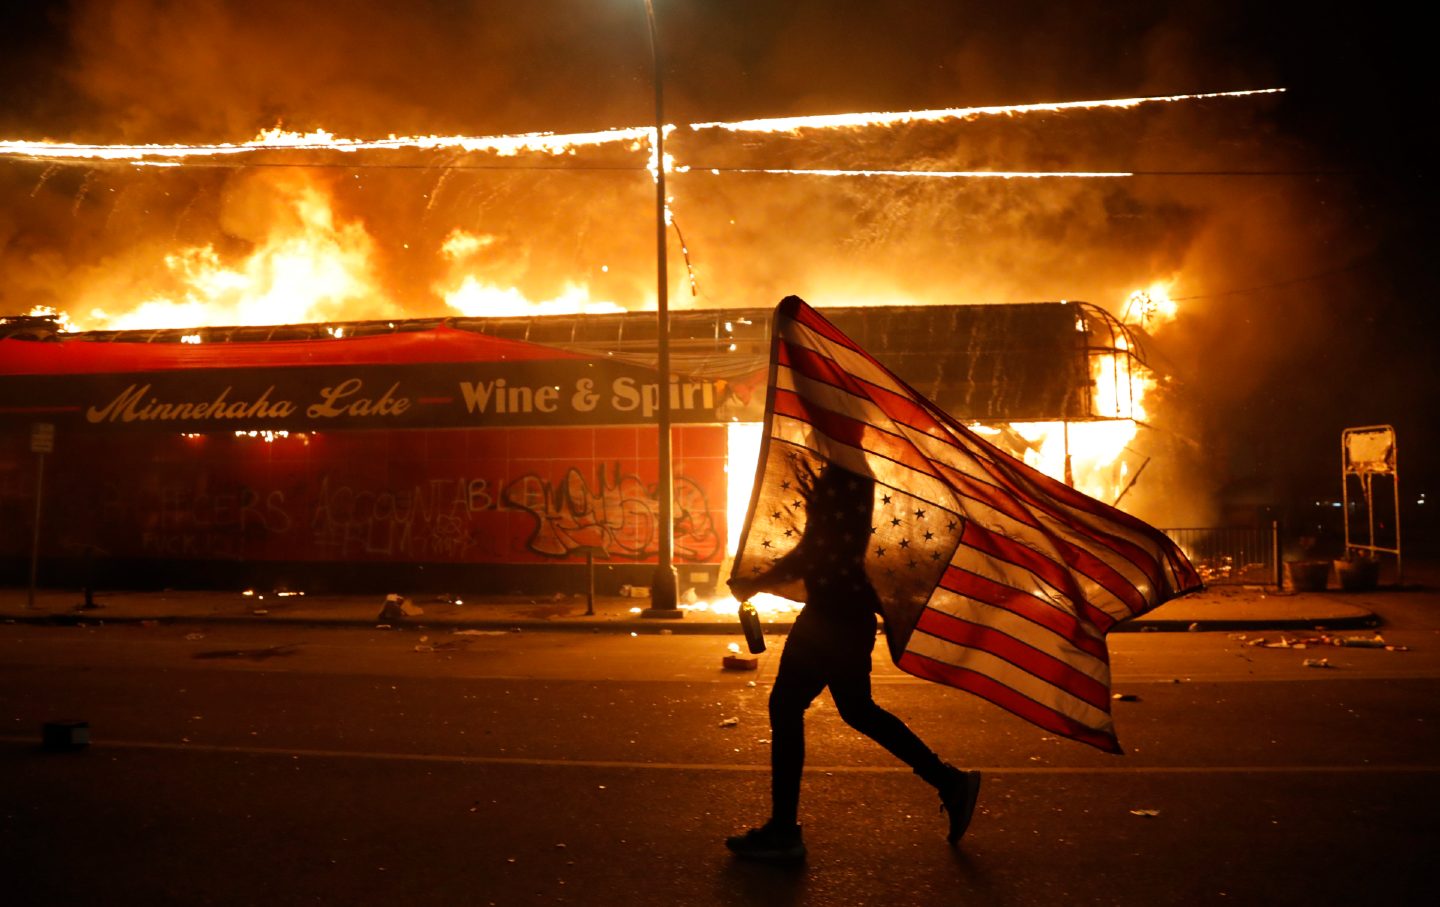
[1110,613,1381,633]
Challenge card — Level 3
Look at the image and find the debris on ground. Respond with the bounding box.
[184,632,205,641]
[413,634,472,653]
[1302,657,1332,669]
[1339,635,1387,648]
[722,654,758,671]
[452,629,507,636]
[1129,809,1161,817]
[719,717,739,728]
[1250,633,1400,651]
[1112,693,1140,702]
[377,594,424,622]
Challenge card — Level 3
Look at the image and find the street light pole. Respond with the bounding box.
[642,0,681,618]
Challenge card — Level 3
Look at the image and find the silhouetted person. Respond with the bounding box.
[726,462,981,863]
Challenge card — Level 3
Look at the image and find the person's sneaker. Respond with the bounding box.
[938,765,982,843]
[725,821,806,864]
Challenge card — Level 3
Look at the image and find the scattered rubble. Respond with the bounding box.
[378,594,423,622]
[1247,633,1401,651]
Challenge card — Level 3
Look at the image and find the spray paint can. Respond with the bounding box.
[738,600,766,654]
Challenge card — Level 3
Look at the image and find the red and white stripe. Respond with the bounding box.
[747,296,1201,752]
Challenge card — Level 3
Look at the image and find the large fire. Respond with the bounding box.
[84,175,391,331]
[8,90,1212,615]
[438,228,625,318]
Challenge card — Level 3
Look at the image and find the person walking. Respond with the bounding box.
[725,462,981,864]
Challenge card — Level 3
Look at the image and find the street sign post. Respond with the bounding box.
[28,422,54,609]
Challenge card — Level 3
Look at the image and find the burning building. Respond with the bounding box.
[2,81,1280,597]
[0,300,1164,597]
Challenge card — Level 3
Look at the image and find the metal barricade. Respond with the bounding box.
[1163,523,1280,587]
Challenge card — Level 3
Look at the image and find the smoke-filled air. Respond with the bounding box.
[0,1,1395,528]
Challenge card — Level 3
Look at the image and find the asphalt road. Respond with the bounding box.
[3,609,1439,906]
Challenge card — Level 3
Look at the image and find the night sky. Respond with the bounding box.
[1,2,1432,542]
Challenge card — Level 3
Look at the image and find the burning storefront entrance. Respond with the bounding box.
[1,300,1169,598]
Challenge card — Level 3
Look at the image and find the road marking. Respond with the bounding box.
[3,736,1437,775]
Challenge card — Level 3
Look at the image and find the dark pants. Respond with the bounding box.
[768,625,946,826]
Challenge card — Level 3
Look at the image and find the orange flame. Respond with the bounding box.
[79,176,391,331]
[1123,283,1178,331]
[0,89,1283,165]
[435,228,625,318]
[687,88,1283,135]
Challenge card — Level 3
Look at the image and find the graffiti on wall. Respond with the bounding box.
[1,427,727,566]
[503,465,721,562]
[311,475,493,560]
[133,483,292,560]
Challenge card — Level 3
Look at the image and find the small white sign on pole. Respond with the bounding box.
[30,422,55,454]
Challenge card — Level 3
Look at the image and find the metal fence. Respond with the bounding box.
[1162,524,1280,587]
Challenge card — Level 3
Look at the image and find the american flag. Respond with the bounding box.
[729,296,1201,752]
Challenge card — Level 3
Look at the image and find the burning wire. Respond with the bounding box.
[669,215,699,297]
[0,88,1284,165]
[708,168,1133,180]
[687,88,1285,134]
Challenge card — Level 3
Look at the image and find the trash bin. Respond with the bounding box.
[1334,557,1380,591]
[1285,560,1331,592]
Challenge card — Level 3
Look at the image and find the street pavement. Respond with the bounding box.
[3,602,1438,906]
[2,573,1438,905]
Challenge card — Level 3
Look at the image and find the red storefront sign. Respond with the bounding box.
[0,326,744,578]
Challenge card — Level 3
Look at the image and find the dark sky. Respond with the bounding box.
[0,1,1433,516]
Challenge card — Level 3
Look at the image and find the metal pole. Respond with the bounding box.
[643,0,680,618]
[27,452,45,609]
[1394,436,1403,585]
[586,549,596,617]
[1272,519,1281,590]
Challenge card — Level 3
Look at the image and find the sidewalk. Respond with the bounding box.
[0,582,1384,634]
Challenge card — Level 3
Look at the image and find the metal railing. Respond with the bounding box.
[1163,523,1280,587]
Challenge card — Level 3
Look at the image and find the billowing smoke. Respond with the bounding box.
[0,0,1403,526]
